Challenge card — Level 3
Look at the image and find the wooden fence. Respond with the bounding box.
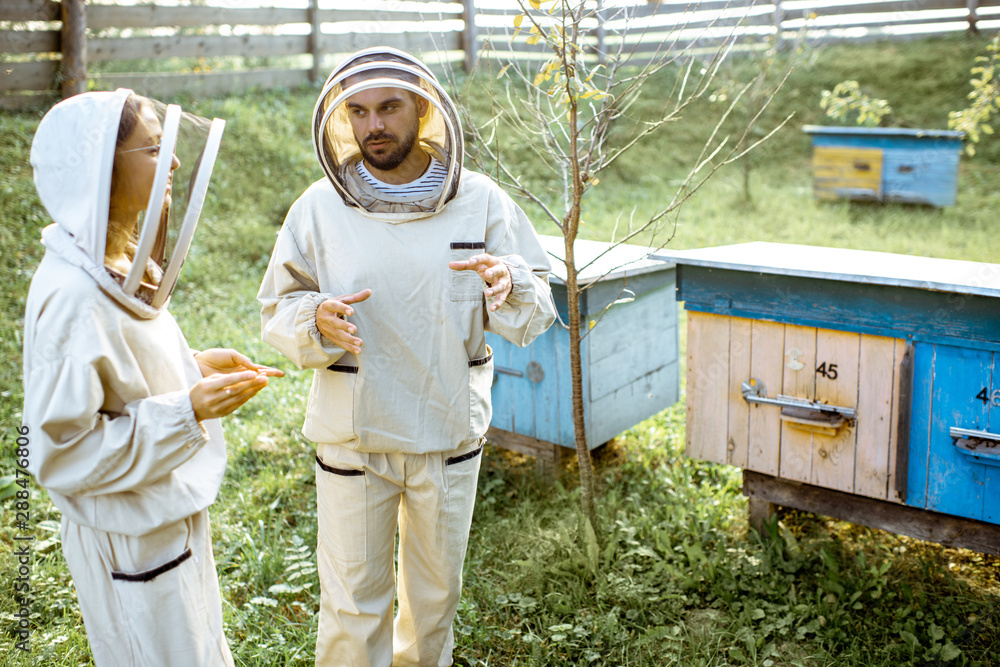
[2,0,998,110]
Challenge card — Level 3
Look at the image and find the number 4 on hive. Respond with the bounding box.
[974,387,1000,406]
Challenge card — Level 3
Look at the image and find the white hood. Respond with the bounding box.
[31,89,126,272]
[30,90,224,318]
[312,47,464,222]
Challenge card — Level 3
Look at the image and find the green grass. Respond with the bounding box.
[1,35,999,666]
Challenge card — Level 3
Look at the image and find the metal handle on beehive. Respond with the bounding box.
[949,427,1000,466]
[740,378,857,420]
[494,363,545,383]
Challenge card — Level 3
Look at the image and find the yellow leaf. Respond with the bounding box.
[514,14,524,28]
[527,35,541,45]
[530,0,541,8]
[589,320,596,329]
[497,63,511,79]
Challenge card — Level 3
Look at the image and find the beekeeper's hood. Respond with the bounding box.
[30,89,225,318]
[313,47,464,222]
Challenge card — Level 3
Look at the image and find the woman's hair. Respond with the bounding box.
[116,94,142,149]
[106,94,163,289]
[107,94,144,255]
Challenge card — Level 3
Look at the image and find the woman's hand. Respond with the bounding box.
[194,348,284,379]
[189,371,267,422]
[190,349,284,421]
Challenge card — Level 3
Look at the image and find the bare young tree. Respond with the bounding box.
[455,0,790,538]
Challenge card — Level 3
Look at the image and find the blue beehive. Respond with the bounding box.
[486,235,679,465]
[656,242,1000,551]
[803,126,964,207]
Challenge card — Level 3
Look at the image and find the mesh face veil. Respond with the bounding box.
[312,47,464,218]
[117,97,225,308]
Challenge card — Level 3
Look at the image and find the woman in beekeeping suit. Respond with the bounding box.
[22,89,282,666]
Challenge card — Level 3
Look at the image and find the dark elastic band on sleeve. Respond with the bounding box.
[468,352,493,368]
[316,455,365,476]
[111,548,192,583]
[327,364,359,374]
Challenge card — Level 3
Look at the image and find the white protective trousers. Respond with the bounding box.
[60,509,235,667]
[314,439,484,667]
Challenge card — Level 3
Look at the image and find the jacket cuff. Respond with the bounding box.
[178,391,211,450]
[500,256,531,308]
[299,292,348,367]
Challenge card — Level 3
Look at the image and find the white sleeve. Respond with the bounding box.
[258,204,348,370]
[24,357,208,497]
[485,189,557,347]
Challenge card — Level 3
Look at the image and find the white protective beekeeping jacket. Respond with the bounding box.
[259,48,557,454]
[22,90,227,537]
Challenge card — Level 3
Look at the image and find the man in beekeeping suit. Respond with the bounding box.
[23,90,281,665]
[258,48,556,666]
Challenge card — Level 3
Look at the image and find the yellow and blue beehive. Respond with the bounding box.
[804,126,963,207]
[658,242,1000,527]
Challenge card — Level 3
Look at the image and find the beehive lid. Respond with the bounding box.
[653,242,1000,299]
[802,125,964,139]
[539,234,674,287]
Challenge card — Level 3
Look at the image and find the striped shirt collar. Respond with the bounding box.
[356,158,447,197]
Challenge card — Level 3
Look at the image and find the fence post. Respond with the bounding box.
[60,0,87,98]
[595,0,607,68]
[773,0,785,50]
[309,0,323,84]
[968,0,979,35]
[462,0,478,73]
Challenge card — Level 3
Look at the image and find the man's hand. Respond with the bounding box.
[194,348,284,379]
[448,254,512,312]
[316,289,372,355]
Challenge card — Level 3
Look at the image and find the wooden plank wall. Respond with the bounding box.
[0,0,464,108]
[478,0,1000,65]
[2,0,996,108]
[687,312,907,502]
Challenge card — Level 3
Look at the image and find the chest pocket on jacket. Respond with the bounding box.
[450,241,486,302]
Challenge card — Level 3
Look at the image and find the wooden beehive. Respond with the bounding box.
[486,235,679,467]
[657,242,1000,554]
[803,126,964,207]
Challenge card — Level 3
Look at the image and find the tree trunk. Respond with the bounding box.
[563,236,597,533]
[564,93,599,536]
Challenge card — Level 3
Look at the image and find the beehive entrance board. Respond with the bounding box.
[655,242,1000,553]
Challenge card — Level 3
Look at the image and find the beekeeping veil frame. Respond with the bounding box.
[311,47,464,217]
[120,98,226,309]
